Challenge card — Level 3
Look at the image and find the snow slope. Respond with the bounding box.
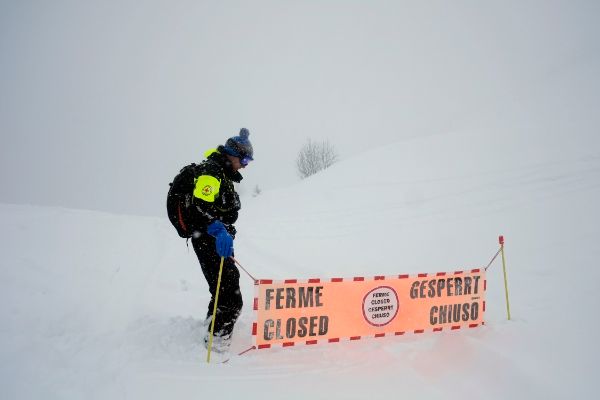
[1,130,599,399]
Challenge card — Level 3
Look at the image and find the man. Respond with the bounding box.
[188,128,253,352]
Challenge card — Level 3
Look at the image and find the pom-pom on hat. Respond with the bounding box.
[223,128,254,161]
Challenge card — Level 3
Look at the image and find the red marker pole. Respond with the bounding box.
[499,236,511,320]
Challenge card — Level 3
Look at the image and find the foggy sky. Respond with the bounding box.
[1,0,599,216]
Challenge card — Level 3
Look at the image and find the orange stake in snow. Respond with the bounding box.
[253,269,486,349]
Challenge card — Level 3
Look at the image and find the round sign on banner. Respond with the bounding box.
[362,286,399,327]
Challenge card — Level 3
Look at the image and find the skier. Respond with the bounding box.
[170,128,253,353]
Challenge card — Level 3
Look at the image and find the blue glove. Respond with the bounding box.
[207,221,233,258]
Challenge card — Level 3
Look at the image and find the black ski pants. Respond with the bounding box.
[192,235,243,338]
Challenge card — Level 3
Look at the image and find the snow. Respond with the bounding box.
[1,129,599,399]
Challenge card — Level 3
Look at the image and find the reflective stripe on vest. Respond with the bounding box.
[193,175,221,202]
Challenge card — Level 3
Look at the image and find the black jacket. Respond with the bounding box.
[189,147,242,237]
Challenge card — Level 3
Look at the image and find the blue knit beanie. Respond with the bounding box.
[223,128,254,160]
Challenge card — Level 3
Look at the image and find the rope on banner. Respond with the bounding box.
[484,248,502,271]
[483,235,512,320]
[231,257,258,283]
[238,346,256,357]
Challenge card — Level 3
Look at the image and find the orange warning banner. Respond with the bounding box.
[253,270,486,348]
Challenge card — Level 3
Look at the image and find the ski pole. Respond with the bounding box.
[207,256,225,363]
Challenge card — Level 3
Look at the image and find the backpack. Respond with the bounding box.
[166,163,203,238]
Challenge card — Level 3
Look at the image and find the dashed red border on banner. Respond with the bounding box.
[253,322,486,349]
[251,269,486,349]
[254,269,485,286]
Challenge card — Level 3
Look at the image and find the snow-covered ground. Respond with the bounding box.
[2,129,599,399]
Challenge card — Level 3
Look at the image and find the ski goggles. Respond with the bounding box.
[224,146,253,166]
[239,155,252,166]
[230,150,252,166]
